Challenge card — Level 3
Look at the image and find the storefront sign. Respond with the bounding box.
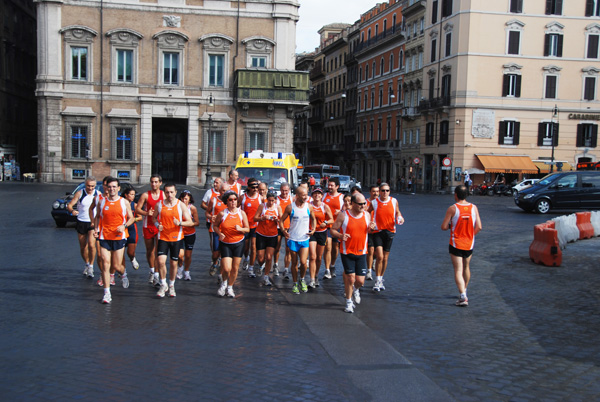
[568,113,600,120]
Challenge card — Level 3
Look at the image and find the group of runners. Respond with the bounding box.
[69,169,481,311]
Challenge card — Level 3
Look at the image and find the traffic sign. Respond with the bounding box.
[442,157,452,167]
[413,157,420,165]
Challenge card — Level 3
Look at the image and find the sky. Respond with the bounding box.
[296,0,375,53]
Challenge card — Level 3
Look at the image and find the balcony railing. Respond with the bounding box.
[308,115,324,126]
[352,23,406,54]
[234,69,310,103]
[417,96,451,112]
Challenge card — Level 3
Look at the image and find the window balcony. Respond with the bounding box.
[234,69,310,104]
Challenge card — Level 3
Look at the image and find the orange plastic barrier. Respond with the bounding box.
[576,212,594,240]
[529,221,562,267]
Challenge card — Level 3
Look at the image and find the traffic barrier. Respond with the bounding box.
[576,212,594,240]
[591,211,600,237]
[529,221,562,267]
[551,214,579,249]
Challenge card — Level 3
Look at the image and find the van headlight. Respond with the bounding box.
[53,201,60,209]
[524,194,535,199]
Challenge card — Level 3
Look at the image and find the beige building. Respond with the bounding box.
[420,0,600,190]
[35,0,308,184]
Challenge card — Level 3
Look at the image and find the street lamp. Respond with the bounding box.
[205,93,215,189]
[550,104,558,173]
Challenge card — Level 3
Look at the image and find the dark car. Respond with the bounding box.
[514,171,600,214]
[51,181,138,227]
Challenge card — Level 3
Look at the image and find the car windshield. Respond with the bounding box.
[538,174,559,186]
[237,167,288,191]
[335,176,350,183]
[72,182,104,195]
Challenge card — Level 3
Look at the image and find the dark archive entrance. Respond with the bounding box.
[152,118,188,184]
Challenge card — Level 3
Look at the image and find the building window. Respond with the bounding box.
[70,126,88,159]
[372,62,376,78]
[390,54,394,72]
[379,88,383,107]
[439,120,449,144]
[154,30,188,87]
[544,34,563,57]
[115,127,133,160]
[587,34,599,59]
[577,124,598,147]
[364,93,368,110]
[507,31,520,55]
[502,74,522,97]
[426,122,434,145]
[418,52,423,68]
[445,32,452,57]
[442,74,451,100]
[71,47,88,81]
[429,77,435,99]
[545,75,558,99]
[585,76,597,100]
[203,129,225,163]
[163,52,179,85]
[432,0,439,24]
[247,131,266,151]
[251,57,267,68]
[61,26,97,83]
[116,49,133,83]
[499,121,520,145]
[545,0,562,15]
[386,120,391,140]
[403,130,407,144]
[416,128,420,144]
[377,122,382,140]
[586,0,600,16]
[369,123,374,141]
[366,64,370,80]
[441,0,453,18]
[371,90,375,108]
[431,38,437,62]
[510,0,523,13]
[420,17,425,33]
[107,29,142,85]
[209,54,224,87]
[399,50,404,68]
[381,57,385,75]
[538,122,559,146]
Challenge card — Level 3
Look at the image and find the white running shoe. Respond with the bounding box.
[83,265,89,276]
[379,279,386,291]
[323,269,332,280]
[156,283,168,298]
[148,271,155,284]
[242,259,249,271]
[344,301,354,313]
[87,266,94,278]
[153,274,160,287]
[366,270,373,281]
[331,266,336,277]
[262,276,272,286]
[131,258,139,270]
[169,285,176,297]
[308,279,316,289]
[121,274,129,289]
[176,266,184,280]
[209,263,218,276]
[184,271,191,281]
[226,287,235,298]
[315,278,320,287]
[353,288,361,305]
[273,264,280,276]
[102,292,112,304]
[373,280,381,292]
[217,283,227,297]
[248,268,256,278]
[283,269,290,281]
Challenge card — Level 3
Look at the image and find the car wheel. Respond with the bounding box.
[55,220,67,228]
[535,199,551,214]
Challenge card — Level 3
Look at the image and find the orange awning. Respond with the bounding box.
[533,161,574,173]
[476,155,538,174]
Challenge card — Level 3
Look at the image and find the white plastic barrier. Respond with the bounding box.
[551,214,580,249]
[591,211,600,237]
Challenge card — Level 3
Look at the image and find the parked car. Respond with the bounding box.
[349,176,362,191]
[514,171,600,214]
[329,174,351,193]
[512,178,540,195]
[51,181,138,227]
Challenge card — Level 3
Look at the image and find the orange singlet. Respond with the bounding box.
[98,197,129,241]
[204,188,220,223]
[241,192,261,229]
[156,199,184,242]
[339,210,369,255]
[143,190,164,229]
[311,203,328,233]
[182,204,196,236]
[277,195,292,229]
[229,182,242,196]
[450,203,477,251]
[324,193,344,227]
[371,197,399,233]
[256,203,280,237]
[219,209,245,244]
[209,197,228,233]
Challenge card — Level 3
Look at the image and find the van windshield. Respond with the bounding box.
[538,174,558,186]
[237,167,288,191]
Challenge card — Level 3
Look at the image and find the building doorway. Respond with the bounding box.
[152,118,188,184]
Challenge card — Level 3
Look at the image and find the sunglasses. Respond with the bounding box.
[354,201,367,206]
[381,189,390,192]
[227,198,237,202]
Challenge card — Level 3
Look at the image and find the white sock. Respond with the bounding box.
[376,276,383,281]
[150,267,155,273]
[346,298,352,304]
[154,272,160,279]
[104,288,110,295]
[169,280,175,286]
[122,271,127,277]
[460,292,467,299]
[160,278,167,286]
[227,285,233,290]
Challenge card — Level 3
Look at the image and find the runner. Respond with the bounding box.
[135,174,164,286]
[214,191,250,298]
[201,177,223,256]
[153,183,194,298]
[274,182,292,279]
[121,186,141,271]
[254,192,282,287]
[177,190,200,281]
[206,182,231,280]
[280,186,316,294]
[365,185,379,280]
[308,186,333,288]
[330,193,371,313]
[88,176,115,286]
[66,176,100,278]
[240,178,261,277]
[93,178,135,304]
[441,184,482,307]
[368,182,404,292]
[323,176,344,280]
[227,169,241,195]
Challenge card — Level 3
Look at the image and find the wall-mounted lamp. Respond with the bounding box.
[465,144,472,147]
[390,89,396,99]
[341,93,347,98]
[456,119,461,125]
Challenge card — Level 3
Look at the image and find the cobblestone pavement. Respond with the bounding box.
[1,183,599,401]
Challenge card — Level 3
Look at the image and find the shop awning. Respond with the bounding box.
[533,161,574,173]
[476,155,538,174]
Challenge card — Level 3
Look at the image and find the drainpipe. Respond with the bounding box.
[99,0,104,158]
[232,0,240,161]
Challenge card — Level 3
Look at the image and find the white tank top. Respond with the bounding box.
[77,189,98,222]
[288,202,310,242]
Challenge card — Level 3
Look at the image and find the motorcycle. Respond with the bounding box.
[488,182,513,196]
[475,182,490,195]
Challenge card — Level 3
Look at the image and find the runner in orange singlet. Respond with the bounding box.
[441,184,482,307]
[240,178,261,277]
[135,174,165,286]
[227,169,241,196]
[274,182,292,278]
[330,193,371,314]
[323,176,344,280]
[254,192,282,286]
[201,177,223,266]
[365,185,379,280]
[206,182,231,282]
[308,187,333,288]
[88,176,115,286]
[93,178,135,304]
[177,190,200,281]
[153,183,193,298]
